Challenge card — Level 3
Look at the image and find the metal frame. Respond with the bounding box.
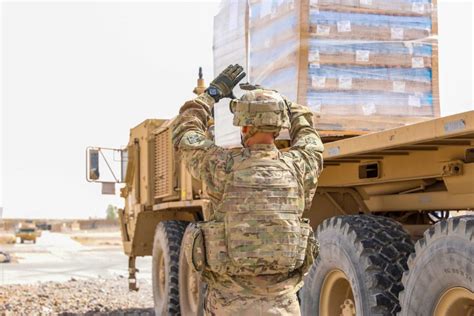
[85,146,126,183]
[310,111,474,228]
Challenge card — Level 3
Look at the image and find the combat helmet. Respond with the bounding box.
[229,88,290,134]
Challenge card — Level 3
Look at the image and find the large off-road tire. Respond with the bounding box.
[300,215,414,316]
[179,223,205,316]
[152,220,187,316]
[398,215,474,316]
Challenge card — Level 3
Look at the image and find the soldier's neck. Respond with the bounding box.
[245,135,275,146]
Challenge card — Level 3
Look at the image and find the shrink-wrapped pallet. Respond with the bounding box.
[213,0,248,75]
[213,0,249,146]
[213,0,439,146]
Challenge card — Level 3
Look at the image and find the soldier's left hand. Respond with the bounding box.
[205,64,246,102]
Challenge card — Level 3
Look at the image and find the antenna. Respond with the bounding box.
[193,66,206,95]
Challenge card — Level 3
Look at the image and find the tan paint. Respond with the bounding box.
[323,111,473,159]
[433,287,474,316]
[129,209,197,257]
[314,111,474,226]
[119,110,474,258]
[319,269,355,316]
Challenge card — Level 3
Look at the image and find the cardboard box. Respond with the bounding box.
[213,0,439,146]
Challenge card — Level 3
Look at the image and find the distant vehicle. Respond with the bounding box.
[36,223,52,231]
[15,223,39,244]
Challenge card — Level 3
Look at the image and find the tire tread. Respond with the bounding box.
[154,220,187,316]
[302,215,414,315]
[398,215,474,315]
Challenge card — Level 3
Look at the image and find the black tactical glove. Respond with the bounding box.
[205,64,246,102]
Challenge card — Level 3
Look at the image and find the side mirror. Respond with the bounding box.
[88,149,100,181]
[86,147,127,186]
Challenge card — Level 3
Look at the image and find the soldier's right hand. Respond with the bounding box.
[205,64,246,102]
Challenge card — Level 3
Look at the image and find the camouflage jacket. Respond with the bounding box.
[172,93,324,295]
[172,93,324,213]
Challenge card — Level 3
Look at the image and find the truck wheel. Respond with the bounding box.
[179,224,205,316]
[398,215,474,316]
[20,239,24,244]
[152,220,187,316]
[300,215,414,316]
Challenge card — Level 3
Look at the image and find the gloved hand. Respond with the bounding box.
[205,64,246,102]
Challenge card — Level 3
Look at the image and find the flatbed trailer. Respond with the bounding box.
[301,110,474,315]
[307,110,473,228]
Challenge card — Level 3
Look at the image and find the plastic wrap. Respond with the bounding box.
[213,0,249,146]
[213,0,439,146]
[249,0,300,100]
[213,0,248,75]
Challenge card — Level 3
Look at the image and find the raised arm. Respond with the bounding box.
[172,93,227,192]
[285,99,324,210]
[172,65,246,196]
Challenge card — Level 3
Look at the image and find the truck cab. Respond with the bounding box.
[15,222,38,244]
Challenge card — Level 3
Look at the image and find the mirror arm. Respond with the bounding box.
[98,148,120,183]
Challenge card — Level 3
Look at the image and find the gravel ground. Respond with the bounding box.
[0,277,155,315]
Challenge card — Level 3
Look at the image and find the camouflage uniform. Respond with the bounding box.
[173,92,324,316]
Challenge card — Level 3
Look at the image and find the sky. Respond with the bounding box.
[1,0,473,219]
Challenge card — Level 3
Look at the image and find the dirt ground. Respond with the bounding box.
[0,230,154,315]
[0,277,154,315]
[69,231,122,247]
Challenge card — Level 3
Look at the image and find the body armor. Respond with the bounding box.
[185,147,314,277]
[175,79,323,312]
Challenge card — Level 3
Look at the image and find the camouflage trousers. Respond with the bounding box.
[204,287,301,316]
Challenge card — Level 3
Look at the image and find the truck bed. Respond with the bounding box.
[313,111,474,216]
[323,110,474,161]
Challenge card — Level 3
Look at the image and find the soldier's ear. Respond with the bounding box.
[242,126,250,134]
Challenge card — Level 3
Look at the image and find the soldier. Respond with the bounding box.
[172,64,324,315]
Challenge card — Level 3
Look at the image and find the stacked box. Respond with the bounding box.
[248,0,300,100]
[313,0,434,16]
[305,1,438,126]
[213,0,439,145]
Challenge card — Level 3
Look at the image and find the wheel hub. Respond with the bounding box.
[434,287,474,316]
[320,269,356,316]
[340,299,356,316]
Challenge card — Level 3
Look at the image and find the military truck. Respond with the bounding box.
[87,73,473,315]
[15,222,39,244]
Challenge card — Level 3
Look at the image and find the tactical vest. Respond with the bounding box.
[195,151,313,276]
